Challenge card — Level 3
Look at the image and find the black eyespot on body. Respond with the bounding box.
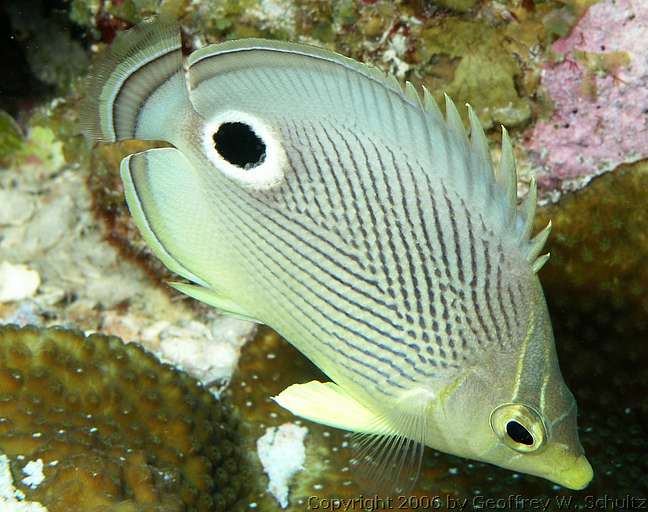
[506,420,534,446]
[213,122,266,169]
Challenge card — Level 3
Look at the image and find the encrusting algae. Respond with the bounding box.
[0,324,251,511]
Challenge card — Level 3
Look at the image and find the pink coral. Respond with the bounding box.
[526,0,648,195]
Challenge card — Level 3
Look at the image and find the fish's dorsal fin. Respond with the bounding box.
[185,37,550,271]
[81,18,190,145]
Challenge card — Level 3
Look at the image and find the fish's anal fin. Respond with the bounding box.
[168,282,260,323]
[273,381,390,434]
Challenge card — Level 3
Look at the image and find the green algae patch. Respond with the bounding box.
[2,123,66,173]
[0,324,252,512]
[0,111,23,167]
[431,0,478,13]
[420,18,533,129]
[29,99,89,168]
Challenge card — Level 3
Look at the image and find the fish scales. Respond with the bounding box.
[186,115,532,397]
[82,19,593,492]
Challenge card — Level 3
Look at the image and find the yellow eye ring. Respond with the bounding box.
[490,403,547,453]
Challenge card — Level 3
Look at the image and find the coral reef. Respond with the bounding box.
[419,17,534,129]
[537,160,648,321]
[2,0,647,509]
[0,324,252,511]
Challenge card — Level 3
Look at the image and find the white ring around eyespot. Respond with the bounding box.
[201,110,286,190]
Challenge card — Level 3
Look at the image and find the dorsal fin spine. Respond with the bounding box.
[422,86,444,123]
[519,176,538,242]
[532,253,551,273]
[527,220,552,262]
[499,127,517,213]
[444,94,468,147]
[467,105,492,174]
[405,81,422,108]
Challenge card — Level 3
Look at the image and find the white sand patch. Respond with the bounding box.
[257,423,308,509]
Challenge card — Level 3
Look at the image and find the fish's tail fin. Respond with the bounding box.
[81,18,191,145]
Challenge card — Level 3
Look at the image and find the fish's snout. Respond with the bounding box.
[552,455,593,490]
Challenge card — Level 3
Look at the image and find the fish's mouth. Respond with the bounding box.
[550,455,593,490]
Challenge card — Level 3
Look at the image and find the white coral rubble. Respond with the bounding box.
[257,423,308,509]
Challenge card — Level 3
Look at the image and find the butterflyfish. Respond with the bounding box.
[81,19,593,492]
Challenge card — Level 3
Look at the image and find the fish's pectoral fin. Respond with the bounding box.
[276,381,430,495]
[351,430,425,496]
[121,147,219,287]
[168,282,260,323]
[273,381,390,435]
[350,387,434,496]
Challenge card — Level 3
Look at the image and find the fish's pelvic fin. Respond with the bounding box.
[273,381,390,434]
[168,282,260,323]
[81,18,190,145]
[120,147,212,287]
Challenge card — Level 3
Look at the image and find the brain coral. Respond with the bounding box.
[0,324,251,512]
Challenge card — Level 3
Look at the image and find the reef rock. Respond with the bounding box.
[527,0,648,196]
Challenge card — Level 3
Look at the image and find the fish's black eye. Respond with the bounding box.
[491,403,546,453]
[506,420,534,446]
[213,122,266,169]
